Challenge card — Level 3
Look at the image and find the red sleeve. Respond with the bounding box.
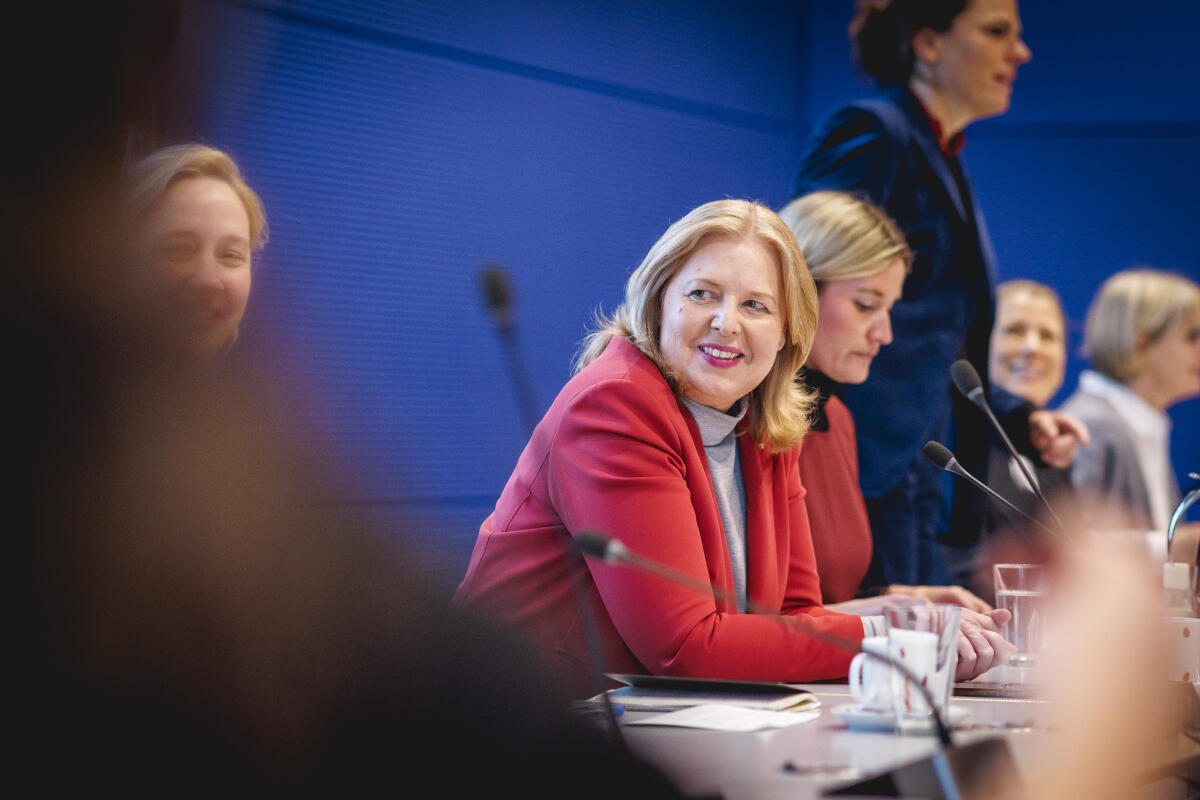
[546,375,862,682]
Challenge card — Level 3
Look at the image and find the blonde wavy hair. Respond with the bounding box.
[576,199,818,453]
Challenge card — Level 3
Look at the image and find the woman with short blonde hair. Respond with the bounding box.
[1082,269,1200,386]
[1064,268,1200,531]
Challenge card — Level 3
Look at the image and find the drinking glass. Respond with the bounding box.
[993,563,1046,665]
[884,604,961,735]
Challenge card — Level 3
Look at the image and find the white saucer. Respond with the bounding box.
[832,703,968,733]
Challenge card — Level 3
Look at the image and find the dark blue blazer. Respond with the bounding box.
[795,86,1009,544]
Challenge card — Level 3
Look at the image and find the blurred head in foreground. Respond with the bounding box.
[128,143,267,358]
[15,9,678,795]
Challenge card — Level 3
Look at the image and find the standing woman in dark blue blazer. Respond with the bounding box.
[794,0,1085,588]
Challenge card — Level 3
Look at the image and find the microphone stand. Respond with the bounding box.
[1167,472,1200,557]
[480,266,540,437]
[950,360,1066,536]
[562,542,628,750]
[922,442,1060,540]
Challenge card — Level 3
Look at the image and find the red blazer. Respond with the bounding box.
[455,338,864,696]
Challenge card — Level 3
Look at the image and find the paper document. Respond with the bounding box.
[626,704,821,732]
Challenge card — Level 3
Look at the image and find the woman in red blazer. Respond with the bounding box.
[455,199,1011,697]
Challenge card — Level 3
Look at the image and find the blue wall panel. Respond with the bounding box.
[197,0,805,589]
[191,1,1198,590]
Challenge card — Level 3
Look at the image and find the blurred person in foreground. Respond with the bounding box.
[780,190,991,614]
[455,199,1013,698]
[979,531,1181,800]
[13,9,682,796]
[1062,269,1200,536]
[128,143,267,360]
[793,0,1085,588]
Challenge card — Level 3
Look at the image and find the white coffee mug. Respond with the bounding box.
[1165,616,1200,684]
[888,628,939,717]
[849,636,893,711]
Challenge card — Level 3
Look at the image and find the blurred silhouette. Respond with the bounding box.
[11,5,680,795]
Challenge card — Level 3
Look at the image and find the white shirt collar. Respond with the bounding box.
[1078,370,1171,440]
[1078,370,1174,529]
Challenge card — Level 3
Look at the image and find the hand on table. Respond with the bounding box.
[885,584,992,613]
[1029,409,1090,469]
[954,608,1016,681]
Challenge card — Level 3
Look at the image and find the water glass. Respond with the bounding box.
[993,563,1046,665]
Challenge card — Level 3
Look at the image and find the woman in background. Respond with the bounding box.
[960,280,1076,592]
[129,144,267,359]
[455,199,1011,697]
[989,280,1067,411]
[1062,269,1200,533]
[793,0,1082,588]
[780,190,989,613]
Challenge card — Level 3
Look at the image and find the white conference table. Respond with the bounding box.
[616,671,1200,799]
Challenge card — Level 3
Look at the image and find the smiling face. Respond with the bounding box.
[989,289,1066,406]
[1133,314,1200,410]
[916,0,1032,130]
[141,176,253,357]
[659,234,786,411]
[807,258,906,385]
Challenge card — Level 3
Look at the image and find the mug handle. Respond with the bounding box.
[849,652,870,706]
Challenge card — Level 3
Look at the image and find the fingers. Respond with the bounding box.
[1028,409,1059,440]
[1054,411,1091,448]
[962,607,1006,633]
[956,616,1017,680]
[1030,410,1090,468]
[986,607,1012,628]
[956,630,977,680]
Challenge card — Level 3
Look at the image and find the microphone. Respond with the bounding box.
[561,534,628,749]
[480,266,514,333]
[478,265,539,436]
[923,442,1059,539]
[1168,472,1200,556]
[950,360,1065,535]
[574,531,1023,798]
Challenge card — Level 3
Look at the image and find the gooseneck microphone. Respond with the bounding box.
[572,531,954,746]
[950,360,1065,535]
[480,265,540,436]
[1168,472,1200,556]
[922,442,1059,539]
